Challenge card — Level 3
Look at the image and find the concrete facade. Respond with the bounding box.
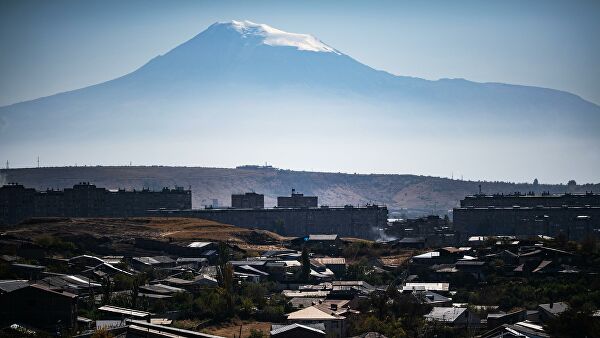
[454,193,600,242]
[231,192,264,209]
[277,189,318,208]
[151,205,388,240]
[0,182,191,225]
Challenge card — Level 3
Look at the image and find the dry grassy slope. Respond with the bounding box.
[4,217,286,245]
[2,166,598,215]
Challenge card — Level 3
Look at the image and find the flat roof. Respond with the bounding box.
[98,305,152,318]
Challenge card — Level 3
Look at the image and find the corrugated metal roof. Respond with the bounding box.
[98,305,152,318]
[403,282,449,292]
[308,234,338,241]
[0,280,29,293]
[313,257,346,265]
[271,323,325,335]
[424,307,466,322]
[188,242,213,248]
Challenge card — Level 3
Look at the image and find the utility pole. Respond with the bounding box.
[37,156,40,168]
[5,160,8,170]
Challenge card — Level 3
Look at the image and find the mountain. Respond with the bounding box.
[1,20,599,182]
[2,166,599,217]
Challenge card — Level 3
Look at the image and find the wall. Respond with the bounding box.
[152,205,388,240]
[0,183,192,225]
[453,206,600,241]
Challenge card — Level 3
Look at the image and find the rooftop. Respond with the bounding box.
[287,305,341,320]
[98,305,152,318]
[271,323,326,336]
[424,307,466,322]
[308,234,339,241]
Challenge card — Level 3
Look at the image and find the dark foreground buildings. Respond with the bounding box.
[453,192,600,242]
[0,182,191,225]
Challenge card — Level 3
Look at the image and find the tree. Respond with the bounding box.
[217,242,231,286]
[91,328,114,338]
[248,329,265,338]
[533,178,539,186]
[223,263,234,294]
[101,276,112,305]
[567,179,577,186]
[222,263,235,316]
[131,274,144,308]
[301,247,310,281]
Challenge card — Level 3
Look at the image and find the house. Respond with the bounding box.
[159,275,218,291]
[38,273,102,295]
[479,321,549,338]
[262,249,300,260]
[286,305,347,338]
[139,283,186,296]
[291,234,342,254]
[537,302,568,322]
[10,262,45,280]
[126,319,225,338]
[394,237,426,249]
[187,241,216,252]
[68,255,106,270]
[97,305,152,320]
[518,247,576,272]
[271,323,326,338]
[289,297,325,309]
[411,250,458,267]
[331,281,375,294]
[235,267,269,282]
[455,260,486,280]
[424,307,480,328]
[176,257,209,269]
[486,309,527,329]
[0,284,78,332]
[311,257,346,277]
[0,279,29,294]
[131,256,176,271]
[230,260,270,282]
[402,282,450,293]
[413,290,452,306]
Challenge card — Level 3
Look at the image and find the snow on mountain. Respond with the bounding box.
[224,20,340,54]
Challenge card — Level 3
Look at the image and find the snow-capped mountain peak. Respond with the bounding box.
[216,20,340,54]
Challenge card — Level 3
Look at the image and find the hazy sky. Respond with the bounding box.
[1,0,599,107]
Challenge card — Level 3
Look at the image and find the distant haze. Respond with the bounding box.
[1,2,599,184]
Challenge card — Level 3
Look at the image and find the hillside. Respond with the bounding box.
[2,166,597,216]
[3,217,286,253]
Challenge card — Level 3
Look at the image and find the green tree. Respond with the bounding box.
[247,329,265,338]
[101,276,112,305]
[91,328,114,338]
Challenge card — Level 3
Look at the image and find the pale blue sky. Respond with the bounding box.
[1,0,599,106]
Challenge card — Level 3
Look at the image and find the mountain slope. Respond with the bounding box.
[1,20,599,182]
